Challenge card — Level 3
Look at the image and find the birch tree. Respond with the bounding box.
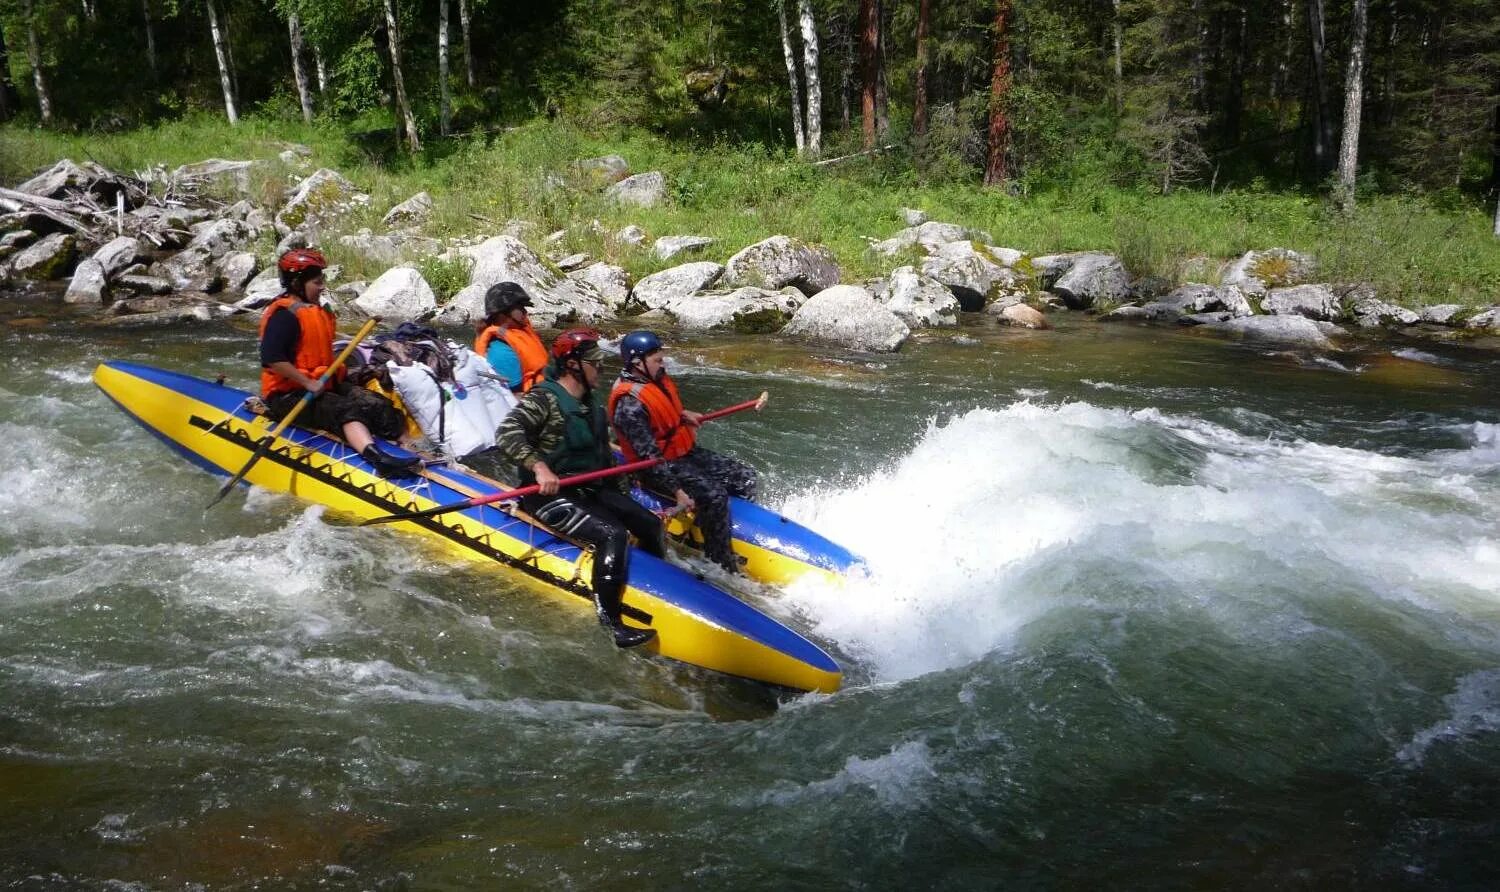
[383,0,421,152]
[206,0,237,124]
[1306,0,1331,173]
[314,45,327,93]
[913,0,930,136]
[288,11,314,123]
[141,0,156,74]
[22,0,52,125]
[1335,0,1368,209]
[777,0,806,153]
[797,0,822,157]
[983,0,1012,187]
[438,0,451,135]
[1111,0,1123,112]
[458,0,474,87]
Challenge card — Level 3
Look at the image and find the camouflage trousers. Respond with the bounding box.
[642,447,757,572]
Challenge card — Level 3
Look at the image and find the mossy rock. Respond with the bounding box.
[728,307,789,334]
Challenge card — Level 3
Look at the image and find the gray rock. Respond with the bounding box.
[724,235,839,295]
[630,261,726,311]
[1346,287,1419,328]
[781,285,910,352]
[338,230,441,265]
[615,225,647,246]
[1419,304,1465,325]
[1156,282,1254,317]
[9,232,77,280]
[1464,307,1500,331]
[919,242,1009,311]
[224,200,254,221]
[353,267,437,321]
[167,159,257,196]
[183,218,250,261]
[99,303,231,327]
[984,246,1026,267]
[664,286,805,332]
[63,259,109,304]
[115,273,173,295]
[1262,283,1339,320]
[92,236,142,278]
[235,267,284,310]
[900,207,928,226]
[606,171,667,208]
[653,235,715,261]
[1026,252,1085,288]
[1100,304,1176,322]
[16,159,94,198]
[275,229,313,257]
[456,234,609,325]
[1050,253,1130,309]
[381,191,434,227]
[1179,311,1233,325]
[997,304,1050,329]
[869,221,992,256]
[884,266,960,327]
[1221,248,1317,297]
[278,168,360,230]
[568,263,630,310]
[555,253,591,272]
[218,252,259,291]
[1208,314,1336,348]
[574,155,631,187]
[0,230,36,250]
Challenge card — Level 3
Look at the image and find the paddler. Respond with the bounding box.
[486,329,663,649]
[474,282,548,393]
[608,330,757,574]
[258,249,420,478]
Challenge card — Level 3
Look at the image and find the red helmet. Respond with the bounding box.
[278,248,327,288]
[550,328,605,363]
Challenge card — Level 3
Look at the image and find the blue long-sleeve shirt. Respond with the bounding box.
[484,339,523,391]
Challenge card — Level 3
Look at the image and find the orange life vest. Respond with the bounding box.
[475,320,548,392]
[608,374,696,462]
[258,296,344,398]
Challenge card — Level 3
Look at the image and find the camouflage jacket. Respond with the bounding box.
[492,383,626,493]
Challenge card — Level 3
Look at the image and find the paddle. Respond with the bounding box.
[360,390,768,527]
[205,316,380,510]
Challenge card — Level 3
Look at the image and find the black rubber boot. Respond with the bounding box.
[595,601,657,649]
[361,444,422,478]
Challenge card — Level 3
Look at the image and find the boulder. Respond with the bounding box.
[1345,286,1419,328]
[454,235,609,325]
[235,267,284,310]
[1221,248,1317,297]
[115,273,173,295]
[1049,253,1129,309]
[1178,311,1234,325]
[884,266,960,327]
[381,191,434,228]
[92,236,142,278]
[182,218,250,262]
[665,286,805,332]
[1207,314,1337,348]
[900,207,928,226]
[63,259,109,304]
[654,235,716,261]
[984,246,1026,267]
[870,221,991,256]
[15,159,94,198]
[997,304,1050,329]
[630,261,725,311]
[0,230,36,250]
[615,224,647,246]
[606,172,667,208]
[1156,283,1254,317]
[574,155,631,187]
[723,235,840,295]
[781,285,910,352]
[9,232,77,280]
[568,263,630,310]
[1262,284,1339,320]
[1100,304,1178,322]
[99,303,231,328]
[1419,304,1465,325]
[167,159,257,196]
[353,267,437,321]
[277,168,361,230]
[338,232,400,266]
[1465,307,1500,332]
[919,243,1008,311]
[218,252,259,291]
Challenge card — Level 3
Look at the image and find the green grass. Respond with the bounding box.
[4,114,1498,308]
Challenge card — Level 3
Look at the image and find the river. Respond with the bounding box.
[2,300,1498,888]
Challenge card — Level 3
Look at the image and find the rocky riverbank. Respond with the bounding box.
[3,155,1497,352]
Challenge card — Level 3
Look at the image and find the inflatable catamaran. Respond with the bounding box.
[93,360,860,693]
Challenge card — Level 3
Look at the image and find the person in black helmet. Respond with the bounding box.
[474,282,548,393]
[485,328,664,650]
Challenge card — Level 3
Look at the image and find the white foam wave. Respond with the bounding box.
[760,740,936,809]
[780,401,1500,683]
[1396,669,1500,765]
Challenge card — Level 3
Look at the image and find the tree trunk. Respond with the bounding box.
[23,0,53,125]
[1306,0,1331,174]
[438,0,451,135]
[206,0,237,124]
[914,0,930,135]
[458,0,475,88]
[314,45,328,94]
[858,0,876,149]
[798,0,822,158]
[874,0,888,139]
[383,0,421,153]
[222,3,241,109]
[141,0,157,74]
[0,21,15,121]
[1335,0,1368,208]
[1493,192,1499,238]
[1225,8,1247,142]
[288,12,314,124]
[777,0,807,153]
[1111,0,1123,113]
[983,0,1012,187]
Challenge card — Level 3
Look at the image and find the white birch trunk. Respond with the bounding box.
[206,0,238,124]
[1335,0,1368,206]
[288,12,314,123]
[1493,193,1499,237]
[142,0,157,73]
[798,0,822,158]
[777,0,806,153]
[383,0,421,153]
[1307,0,1330,171]
[438,0,451,135]
[314,45,328,93]
[1111,0,1123,112]
[458,0,474,88]
[23,0,52,124]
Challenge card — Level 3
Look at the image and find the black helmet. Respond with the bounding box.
[484,282,533,320]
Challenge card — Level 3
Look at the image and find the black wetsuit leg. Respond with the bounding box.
[519,486,665,624]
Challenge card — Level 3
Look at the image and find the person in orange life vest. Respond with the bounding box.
[607,331,758,573]
[474,282,548,393]
[258,248,420,478]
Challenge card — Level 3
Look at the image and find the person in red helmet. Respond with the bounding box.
[482,328,663,649]
[258,248,420,478]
